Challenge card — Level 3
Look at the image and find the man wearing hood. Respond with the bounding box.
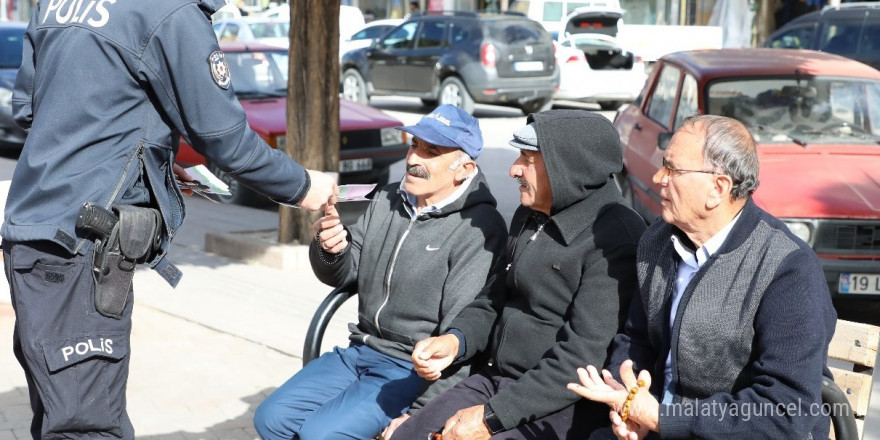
[391,110,647,440]
[4,0,336,438]
[254,105,508,440]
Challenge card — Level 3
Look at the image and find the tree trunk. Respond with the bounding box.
[280,0,341,244]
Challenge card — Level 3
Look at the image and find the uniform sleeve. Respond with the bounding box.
[139,5,309,205]
[487,240,640,429]
[11,7,39,131]
[658,250,836,439]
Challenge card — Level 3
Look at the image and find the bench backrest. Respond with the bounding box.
[828,319,880,440]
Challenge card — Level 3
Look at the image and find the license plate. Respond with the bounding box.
[513,61,544,72]
[839,273,880,294]
[339,158,373,173]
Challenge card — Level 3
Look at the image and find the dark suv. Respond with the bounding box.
[340,12,559,115]
[762,2,880,70]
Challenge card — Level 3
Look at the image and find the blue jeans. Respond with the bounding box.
[254,343,425,440]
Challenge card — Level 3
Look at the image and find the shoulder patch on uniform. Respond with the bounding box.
[208,50,231,89]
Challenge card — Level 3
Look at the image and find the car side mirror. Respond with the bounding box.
[658,132,673,150]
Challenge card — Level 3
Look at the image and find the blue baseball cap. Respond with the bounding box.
[397,105,483,159]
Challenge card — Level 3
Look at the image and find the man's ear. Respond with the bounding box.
[706,175,734,209]
[456,160,476,182]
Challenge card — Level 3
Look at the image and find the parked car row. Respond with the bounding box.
[613,47,880,301]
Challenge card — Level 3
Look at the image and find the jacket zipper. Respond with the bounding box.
[373,215,418,338]
[74,142,143,254]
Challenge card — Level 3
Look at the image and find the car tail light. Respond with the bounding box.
[481,43,497,68]
[566,52,586,63]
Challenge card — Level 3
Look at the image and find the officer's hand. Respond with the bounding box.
[299,170,338,211]
[313,205,348,254]
[412,334,459,381]
[172,163,194,196]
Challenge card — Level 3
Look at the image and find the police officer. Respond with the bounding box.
[2,0,337,438]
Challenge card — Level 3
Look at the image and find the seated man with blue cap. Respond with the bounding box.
[254,105,508,440]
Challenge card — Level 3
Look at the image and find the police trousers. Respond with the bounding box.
[3,240,135,440]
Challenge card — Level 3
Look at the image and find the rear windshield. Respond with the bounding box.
[487,20,547,44]
[0,27,24,69]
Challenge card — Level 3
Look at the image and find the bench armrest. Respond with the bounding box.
[302,283,358,366]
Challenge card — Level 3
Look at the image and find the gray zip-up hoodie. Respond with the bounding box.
[309,169,507,408]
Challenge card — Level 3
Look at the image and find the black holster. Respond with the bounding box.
[90,205,163,319]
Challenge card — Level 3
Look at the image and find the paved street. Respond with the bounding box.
[0,98,878,439]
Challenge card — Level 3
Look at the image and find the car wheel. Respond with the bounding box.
[438,77,474,114]
[520,97,553,115]
[207,162,255,206]
[342,69,368,104]
[599,101,622,111]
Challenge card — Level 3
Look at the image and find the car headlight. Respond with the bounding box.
[275,135,286,151]
[380,127,402,146]
[0,87,12,108]
[782,220,812,244]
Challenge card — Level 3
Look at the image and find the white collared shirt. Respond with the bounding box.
[662,212,742,401]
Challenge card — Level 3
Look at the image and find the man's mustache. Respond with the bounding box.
[407,164,430,179]
[516,177,528,188]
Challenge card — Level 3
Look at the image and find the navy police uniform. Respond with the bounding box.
[2,0,310,437]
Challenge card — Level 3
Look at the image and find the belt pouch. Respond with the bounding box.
[93,206,161,319]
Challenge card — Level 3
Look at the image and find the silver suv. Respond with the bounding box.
[340,12,559,115]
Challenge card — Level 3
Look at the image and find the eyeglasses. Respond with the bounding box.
[660,158,722,178]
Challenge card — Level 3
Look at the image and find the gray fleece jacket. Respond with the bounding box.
[309,169,507,408]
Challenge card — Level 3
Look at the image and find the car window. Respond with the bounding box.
[867,82,880,136]
[766,24,814,49]
[858,22,880,55]
[381,21,418,49]
[819,21,861,56]
[450,22,468,44]
[249,22,289,39]
[707,77,880,141]
[354,25,392,41]
[416,21,447,48]
[0,27,24,69]
[673,74,698,131]
[488,21,545,44]
[226,50,288,94]
[219,23,240,42]
[646,64,681,128]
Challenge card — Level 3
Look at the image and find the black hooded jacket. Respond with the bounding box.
[450,110,647,430]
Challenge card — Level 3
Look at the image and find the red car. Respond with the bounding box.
[176,42,409,205]
[614,48,880,301]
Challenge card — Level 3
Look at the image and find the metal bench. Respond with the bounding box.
[302,289,878,440]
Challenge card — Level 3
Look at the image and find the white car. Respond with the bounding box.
[339,19,403,61]
[553,6,647,110]
[213,17,290,48]
[261,4,365,41]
